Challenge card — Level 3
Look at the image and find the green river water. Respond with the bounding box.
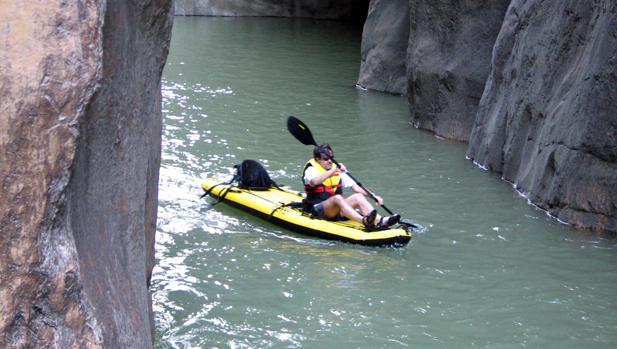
[153,17,617,348]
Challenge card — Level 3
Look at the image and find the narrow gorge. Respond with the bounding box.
[1,0,615,346]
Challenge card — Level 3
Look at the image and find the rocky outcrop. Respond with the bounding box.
[175,0,369,22]
[0,0,172,347]
[357,0,409,95]
[467,0,617,234]
[406,0,510,141]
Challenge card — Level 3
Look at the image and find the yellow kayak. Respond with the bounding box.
[201,177,412,247]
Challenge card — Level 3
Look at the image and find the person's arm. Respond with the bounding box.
[304,166,338,187]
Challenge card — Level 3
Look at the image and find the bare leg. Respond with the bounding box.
[346,193,382,224]
[320,195,365,223]
[320,194,384,225]
[346,194,376,215]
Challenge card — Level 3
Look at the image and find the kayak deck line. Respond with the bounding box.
[200,178,412,247]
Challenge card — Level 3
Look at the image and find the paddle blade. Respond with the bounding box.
[287,116,317,146]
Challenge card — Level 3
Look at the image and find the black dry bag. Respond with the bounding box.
[234,159,278,190]
[201,159,279,205]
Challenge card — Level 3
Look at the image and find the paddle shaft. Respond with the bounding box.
[330,157,395,215]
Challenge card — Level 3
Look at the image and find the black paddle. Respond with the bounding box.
[287,115,400,217]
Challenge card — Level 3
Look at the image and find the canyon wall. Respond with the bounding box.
[466,0,617,233]
[357,0,409,95]
[358,0,509,139]
[406,0,510,141]
[0,0,173,347]
[175,0,369,22]
[358,0,616,233]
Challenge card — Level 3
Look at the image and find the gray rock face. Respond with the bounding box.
[175,0,368,21]
[357,0,409,95]
[0,0,172,347]
[358,0,616,233]
[406,0,510,141]
[467,0,617,233]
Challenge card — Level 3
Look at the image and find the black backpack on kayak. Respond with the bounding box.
[201,160,279,204]
[234,159,279,190]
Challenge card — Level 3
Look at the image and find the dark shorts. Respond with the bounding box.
[310,202,344,221]
[311,202,327,219]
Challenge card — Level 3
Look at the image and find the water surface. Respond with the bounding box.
[153,17,617,348]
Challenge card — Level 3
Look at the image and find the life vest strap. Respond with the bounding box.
[304,183,342,195]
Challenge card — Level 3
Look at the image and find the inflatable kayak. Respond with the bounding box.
[200,177,412,247]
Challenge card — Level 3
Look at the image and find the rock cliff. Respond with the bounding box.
[358,0,616,234]
[406,0,510,141]
[357,0,409,95]
[0,0,172,347]
[466,0,617,234]
[175,0,369,22]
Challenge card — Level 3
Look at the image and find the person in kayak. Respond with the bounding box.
[303,144,400,230]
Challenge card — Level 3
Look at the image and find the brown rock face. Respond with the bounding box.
[0,0,172,347]
[466,0,617,234]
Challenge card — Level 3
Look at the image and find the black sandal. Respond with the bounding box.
[362,209,377,231]
[376,214,401,230]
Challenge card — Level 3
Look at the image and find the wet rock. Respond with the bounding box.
[466,0,617,234]
[407,0,510,141]
[0,0,172,347]
[357,0,409,95]
[175,0,369,21]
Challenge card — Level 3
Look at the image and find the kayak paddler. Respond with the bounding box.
[303,143,400,230]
